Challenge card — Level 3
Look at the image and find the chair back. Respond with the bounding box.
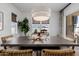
[41,49,75,56]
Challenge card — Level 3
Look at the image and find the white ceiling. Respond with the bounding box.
[12,3,68,12]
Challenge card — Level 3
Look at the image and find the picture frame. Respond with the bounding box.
[0,12,3,30]
[11,13,17,22]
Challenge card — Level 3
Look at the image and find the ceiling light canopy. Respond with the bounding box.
[32,8,51,21]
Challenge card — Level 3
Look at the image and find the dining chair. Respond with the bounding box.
[41,49,75,56]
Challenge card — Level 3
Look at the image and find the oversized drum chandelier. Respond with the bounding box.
[32,8,51,21]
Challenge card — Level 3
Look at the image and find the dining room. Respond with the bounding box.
[0,3,79,56]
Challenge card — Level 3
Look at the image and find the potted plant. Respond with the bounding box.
[18,17,29,36]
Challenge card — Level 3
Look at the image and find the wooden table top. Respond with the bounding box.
[1,36,79,46]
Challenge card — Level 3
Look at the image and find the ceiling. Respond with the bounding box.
[12,3,68,13]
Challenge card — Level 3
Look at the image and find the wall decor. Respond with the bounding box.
[11,13,17,22]
[0,12,3,30]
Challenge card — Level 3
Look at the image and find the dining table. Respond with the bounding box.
[1,36,79,56]
[1,36,79,49]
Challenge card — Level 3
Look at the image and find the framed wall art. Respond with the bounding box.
[0,12,3,30]
[11,13,17,22]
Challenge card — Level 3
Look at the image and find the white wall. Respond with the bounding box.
[0,3,22,39]
[22,11,61,37]
[49,11,60,37]
[62,3,79,41]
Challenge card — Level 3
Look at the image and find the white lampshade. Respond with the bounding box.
[32,8,50,21]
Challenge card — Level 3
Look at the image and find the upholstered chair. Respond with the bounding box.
[41,49,75,56]
[0,49,33,56]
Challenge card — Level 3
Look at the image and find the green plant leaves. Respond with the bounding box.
[18,17,29,36]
